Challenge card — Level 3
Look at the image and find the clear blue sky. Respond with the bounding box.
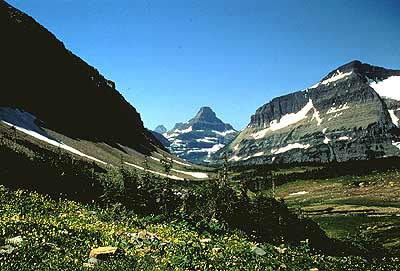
[7,0,400,130]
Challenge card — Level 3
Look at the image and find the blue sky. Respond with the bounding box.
[7,0,400,130]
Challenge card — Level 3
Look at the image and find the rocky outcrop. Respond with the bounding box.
[216,61,400,164]
[166,107,238,164]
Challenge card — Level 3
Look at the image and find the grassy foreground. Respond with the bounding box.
[0,185,399,270]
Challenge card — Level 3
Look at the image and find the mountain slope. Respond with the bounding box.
[0,0,210,183]
[0,0,163,154]
[217,60,400,164]
[166,107,238,164]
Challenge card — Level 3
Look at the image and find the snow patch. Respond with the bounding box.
[369,76,400,101]
[388,110,399,127]
[252,99,316,139]
[187,143,224,157]
[229,155,241,162]
[327,112,343,121]
[271,143,311,154]
[124,162,184,180]
[171,169,208,179]
[323,136,331,144]
[289,191,309,196]
[337,136,351,141]
[326,103,350,114]
[1,118,107,165]
[196,137,217,143]
[311,108,322,126]
[253,151,264,157]
[212,129,236,136]
[392,141,400,150]
[310,70,353,89]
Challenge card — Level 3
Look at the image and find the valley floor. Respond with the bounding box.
[0,185,399,271]
[275,169,400,252]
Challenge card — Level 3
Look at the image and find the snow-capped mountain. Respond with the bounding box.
[215,60,400,164]
[165,107,238,164]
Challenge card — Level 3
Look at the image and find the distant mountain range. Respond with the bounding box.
[213,60,400,164]
[155,107,238,164]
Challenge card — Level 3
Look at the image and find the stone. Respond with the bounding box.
[251,246,266,256]
[89,246,118,258]
[5,236,23,246]
[0,245,15,255]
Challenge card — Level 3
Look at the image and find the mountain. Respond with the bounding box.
[165,107,238,164]
[149,129,170,147]
[0,0,210,186]
[0,0,164,154]
[216,60,400,164]
[154,125,168,134]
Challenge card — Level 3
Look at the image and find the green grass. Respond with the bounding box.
[275,169,400,252]
[0,185,399,270]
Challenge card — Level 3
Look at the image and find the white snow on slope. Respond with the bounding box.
[323,136,331,144]
[149,157,208,179]
[150,155,192,167]
[171,169,208,179]
[228,155,242,162]
[289,191,309,196]
[253,151,264,157]
[338,136,351,141]
[392,141,400,151]
[312,108,323,126]
[326,103,350,114]
[388,110,399,127]
[310,70,353,89]
[252,99,316,139]
[187,143,224,157]
[369,76,400,101]
[1,116,107,165]
[271,143,310,154]
[212,129,236,136]
[196,137,217,143]
[124,162,184,180]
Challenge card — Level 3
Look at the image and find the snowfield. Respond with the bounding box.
[0,107,107,165]
[369,76,400,101]
[252,99,320,139]
[388,110,399,127]
[271,143,311,154]
[326,103,350,114]
[124,162,184,180]
[310,70,353,89]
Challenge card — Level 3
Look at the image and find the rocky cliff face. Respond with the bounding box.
[165,107,238,164]
[0,0,163,153]
[216,61,400,164]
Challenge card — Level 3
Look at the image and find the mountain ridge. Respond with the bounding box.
[214,60,400,164]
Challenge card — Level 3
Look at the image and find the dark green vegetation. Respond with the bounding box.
[232,158,400,258]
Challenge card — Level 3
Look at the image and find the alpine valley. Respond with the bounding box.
[1,1,400,270]
[214,61,400,165]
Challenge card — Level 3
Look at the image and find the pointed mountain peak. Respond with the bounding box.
[154,125,167,134]
[194,106,217,120]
